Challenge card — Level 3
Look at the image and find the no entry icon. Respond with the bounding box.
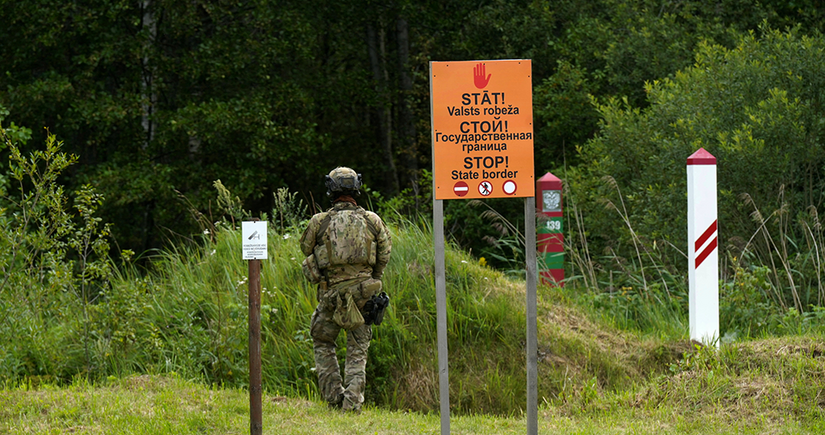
[453,181,469,197]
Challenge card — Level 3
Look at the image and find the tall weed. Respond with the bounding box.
[0,129,115,382]
[559,172,825,340]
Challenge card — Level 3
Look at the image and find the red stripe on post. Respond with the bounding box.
[695,236,717,268]
[536,233,564,252]
[539,242,563,252]
[540,269,564,286]
[694,220,717,251]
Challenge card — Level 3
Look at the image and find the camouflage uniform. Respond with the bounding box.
[300,200,391,412]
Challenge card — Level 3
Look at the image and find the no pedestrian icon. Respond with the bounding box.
[478,181,493,196]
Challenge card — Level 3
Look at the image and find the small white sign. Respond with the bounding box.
[242,221,268,260]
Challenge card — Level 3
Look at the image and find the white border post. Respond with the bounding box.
[687,148,719,347]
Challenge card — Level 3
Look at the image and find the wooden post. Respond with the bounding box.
[248,257,262,435]
[243,218,267,435]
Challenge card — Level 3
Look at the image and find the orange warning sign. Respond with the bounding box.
[430,60,535,199]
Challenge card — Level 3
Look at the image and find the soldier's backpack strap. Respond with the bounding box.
[318,210,334,236]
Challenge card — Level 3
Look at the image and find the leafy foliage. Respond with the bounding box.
[568,27,825,314]
[0,120,115,381]
[3,1,825,255]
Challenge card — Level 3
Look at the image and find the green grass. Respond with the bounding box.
[1,217,684,415]
[2,358,823,435]
[3,212,825,432]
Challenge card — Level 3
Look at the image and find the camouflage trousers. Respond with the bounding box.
[310,305,372,411]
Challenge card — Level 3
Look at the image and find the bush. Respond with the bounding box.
[0,116,115,382]
[566,25,825,317]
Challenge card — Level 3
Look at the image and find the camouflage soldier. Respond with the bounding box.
[300,167,392,413]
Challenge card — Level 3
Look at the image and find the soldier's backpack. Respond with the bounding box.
[312,207,380,270]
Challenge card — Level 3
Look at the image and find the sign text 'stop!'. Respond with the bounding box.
[430,60,535,199]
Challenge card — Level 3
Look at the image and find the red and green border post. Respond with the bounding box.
[537,173,564,286]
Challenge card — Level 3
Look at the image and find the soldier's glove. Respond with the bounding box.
[362,292,390,326]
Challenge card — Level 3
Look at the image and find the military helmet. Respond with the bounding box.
[325,166,362,196]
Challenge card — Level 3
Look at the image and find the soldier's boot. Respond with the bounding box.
[328,392,345,410]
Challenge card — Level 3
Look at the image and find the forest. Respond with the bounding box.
[1,0,823,258]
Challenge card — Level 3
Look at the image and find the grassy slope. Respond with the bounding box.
[95,220,683,414]
[2,221,824,433]
[2,353,823,435]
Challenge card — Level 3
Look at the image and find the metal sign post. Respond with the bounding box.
[242,220,268,435]
[430,59,537,435]
[433,199,450,434]
[525,197,538,435]
[687,148,719,348]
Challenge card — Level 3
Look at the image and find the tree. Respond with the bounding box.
[570,26,825,309]
[3,0,825,257]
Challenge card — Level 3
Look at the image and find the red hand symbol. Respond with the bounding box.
[474,63,491,89]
